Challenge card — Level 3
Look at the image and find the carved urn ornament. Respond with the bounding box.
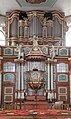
[26,0,46,4]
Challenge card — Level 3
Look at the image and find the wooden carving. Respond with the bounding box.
[26,0,46,4]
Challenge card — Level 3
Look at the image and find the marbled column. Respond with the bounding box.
[18,64,20,91]
[15,63,18,99]
[17,64,21,99]
[48,61,50,90]
[47,60,51,99]
[51,64,53,90]
[21,63,24,90]
[21,63,24,98]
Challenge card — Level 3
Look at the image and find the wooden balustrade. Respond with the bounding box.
[3,102,69,110]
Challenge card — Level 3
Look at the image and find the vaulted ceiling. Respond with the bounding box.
[0,0,71,26]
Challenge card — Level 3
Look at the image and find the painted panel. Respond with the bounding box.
[4,48,13,55]
[4,95,13,102]
[4,73,14,81]
[58,74,68,82]
[58,95,67,101]
[59,48,68,56]
[58,87,67,94]
[4,87,13,94]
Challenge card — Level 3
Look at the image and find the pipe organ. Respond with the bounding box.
[0,10,71,107]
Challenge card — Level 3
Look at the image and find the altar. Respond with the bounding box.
[23,101,49,110]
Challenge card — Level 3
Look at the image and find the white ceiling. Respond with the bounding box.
[0,0,71,26]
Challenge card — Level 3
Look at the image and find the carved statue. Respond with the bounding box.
[50,45,56,59]
[49,92,54,102]
[15,44,23,59]
[33,35,38,51]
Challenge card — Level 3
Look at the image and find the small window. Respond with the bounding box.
[3,62,15,72]
[57,63,68,72]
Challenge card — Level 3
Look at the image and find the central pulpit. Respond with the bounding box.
[15,36,47,102]
[27,67,45,100]
[25,36,46,101]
